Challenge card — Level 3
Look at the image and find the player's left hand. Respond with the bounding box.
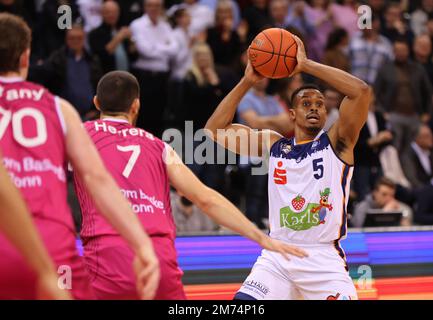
[133,245,160,300]
[289,35,308,77]
[260,237,309,260]
[244,52,265,85]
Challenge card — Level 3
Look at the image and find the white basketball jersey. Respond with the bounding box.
[268,131,353,244]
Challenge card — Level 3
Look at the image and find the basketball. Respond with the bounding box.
[248,28,298,79]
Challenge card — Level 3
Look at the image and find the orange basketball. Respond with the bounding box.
[248,28,298,79]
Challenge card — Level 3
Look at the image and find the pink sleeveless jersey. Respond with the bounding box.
[75,119,176,243]
[0,77,73,230]
[0,77,94,299]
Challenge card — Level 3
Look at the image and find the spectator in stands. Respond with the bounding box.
[285,1,315,38]
[374,38,432,153]
[381,3,414,45]
[269,0,289,29]
[38,0,80,60]
[367,0,387,29]
[170,191,219,233]
[323,87,342,131]
[88,1,135,74]
[353,96,393,201]
[242,0,272,43]
[114,0,143,26]
[349,13,394,84]
[237,78,291,229]
[352,177,413,228]
[183,43,225,132]
[413,34,433,85]
[304,0,334,62]
[401,124,433,189]
[411,0,433,36]
[130,0,177,136]
[182,43,227,193]
[206,0,243,71]
[199,0,241,29]
[181,0,214,38]
[42,24,102,120]
[330,0,359,37]
[77,0,103,33]
[414,184,433,225]
[322,27,350,73]
[166,6,193,129]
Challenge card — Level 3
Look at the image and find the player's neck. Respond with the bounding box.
[294,128,321,144]
[0,71,24,79]
[100,113,131,125]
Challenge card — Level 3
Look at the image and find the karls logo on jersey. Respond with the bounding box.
[280,188,333,231]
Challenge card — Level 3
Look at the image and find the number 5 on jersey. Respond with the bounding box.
[117,145,141,178]
[313,158,324,180]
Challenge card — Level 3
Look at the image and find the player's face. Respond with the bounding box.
[291,89,327,135]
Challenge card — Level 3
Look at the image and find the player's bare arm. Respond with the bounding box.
[164,146,308,259]
[290,36,373,164]
[240,110,292,136]
[205,62,284,157]
[59,99,160,300]
[0,161,72,300]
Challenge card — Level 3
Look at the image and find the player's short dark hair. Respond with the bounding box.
[290,84,322,108]
[374,177,396,191]
[0,13,32,74]
[96,71,140,113]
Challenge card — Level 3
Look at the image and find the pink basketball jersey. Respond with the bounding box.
[0,77,74,231]
[75,119,176,242]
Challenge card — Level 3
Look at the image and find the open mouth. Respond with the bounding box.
[307,114,320,122]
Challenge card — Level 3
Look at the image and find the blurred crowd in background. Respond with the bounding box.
[2,0,433,232]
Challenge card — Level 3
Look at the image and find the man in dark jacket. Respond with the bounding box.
[374,38,433,153]
[88,0,136,74]
[401,124,433,189]
[42,24,102,119]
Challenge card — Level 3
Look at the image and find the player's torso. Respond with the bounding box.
[78,119,175,240]
[268,131,352,244]
[0,77,72,229]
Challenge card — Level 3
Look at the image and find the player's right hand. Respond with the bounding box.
[133,245,160,300]
[244,57,264,85]
[36,273,73,300]
[260,237,309,260]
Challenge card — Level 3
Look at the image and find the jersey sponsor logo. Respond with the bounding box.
[280,188,333,231]
[243,280,269,297]
[273,161,287,184]
[326,293,353,300]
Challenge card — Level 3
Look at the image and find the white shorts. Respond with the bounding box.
[236,242,357,300]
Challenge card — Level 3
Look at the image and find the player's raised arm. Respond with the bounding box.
[59,99,159,300]
[164,146,308,259]
[290,36,373,163]
[0,161,71,300]
[205,61,283,157]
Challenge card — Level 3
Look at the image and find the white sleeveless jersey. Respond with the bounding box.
[268,131,353,244]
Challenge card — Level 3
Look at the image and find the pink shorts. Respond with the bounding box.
[84,236,185,300]
[0,219,95,300]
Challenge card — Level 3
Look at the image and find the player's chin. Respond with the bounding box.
[306,124,323,134]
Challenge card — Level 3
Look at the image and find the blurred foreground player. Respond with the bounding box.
[74,71,308,300]
[0,13,159,299]
[205,36,372,300]
[0,160,71,299]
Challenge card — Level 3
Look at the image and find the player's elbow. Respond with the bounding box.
[358,82,372,99]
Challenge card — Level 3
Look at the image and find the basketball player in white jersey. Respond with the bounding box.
[205,36,372,300]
